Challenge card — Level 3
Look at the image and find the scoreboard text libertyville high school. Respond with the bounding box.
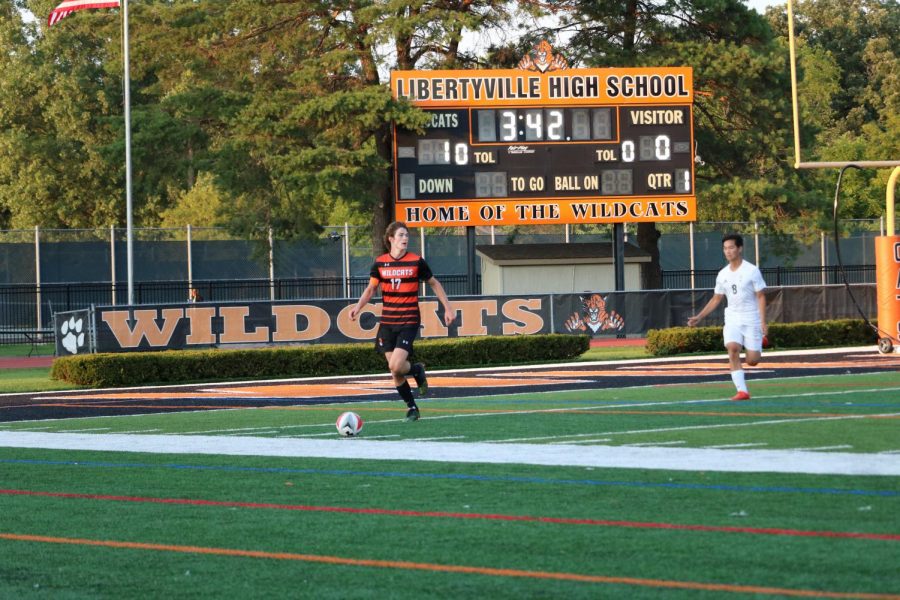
[391,66,697,227]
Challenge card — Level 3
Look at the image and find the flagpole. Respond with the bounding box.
[122,0,134,305]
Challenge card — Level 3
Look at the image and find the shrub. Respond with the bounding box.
[646,319,877,356]
[51,334,590,388]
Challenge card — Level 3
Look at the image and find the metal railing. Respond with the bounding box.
[0,274,480,334]
[660,265,876,289]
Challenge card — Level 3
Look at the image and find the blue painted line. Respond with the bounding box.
[1,458,896,497]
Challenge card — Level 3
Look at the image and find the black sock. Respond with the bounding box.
[409,363,421,378]
[396,381,416,407]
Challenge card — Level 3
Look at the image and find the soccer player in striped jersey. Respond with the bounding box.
[349,222,455,421]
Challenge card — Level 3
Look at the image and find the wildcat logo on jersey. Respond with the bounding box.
[565,294,624,334]
[380,267,415,278]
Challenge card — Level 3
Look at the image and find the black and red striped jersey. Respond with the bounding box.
[369,251,433,326]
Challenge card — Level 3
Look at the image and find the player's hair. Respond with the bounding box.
[384,221,409,250]
[722,233,744,247]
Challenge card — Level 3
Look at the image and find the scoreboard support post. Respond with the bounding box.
[612,222,627,338]
[466,226,478,294]
[612,223,625,292]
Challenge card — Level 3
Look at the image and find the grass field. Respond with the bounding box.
[0,369,898,598]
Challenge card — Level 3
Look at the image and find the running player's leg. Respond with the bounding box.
[387,326,427,395]
[378,326,417,415]
[383,326,415,376]
[386,346,419,419]
[741,321,763,367]
[391,327,423,418]
[723,321,750,400]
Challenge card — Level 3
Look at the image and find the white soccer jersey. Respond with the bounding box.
[714,260,766,323]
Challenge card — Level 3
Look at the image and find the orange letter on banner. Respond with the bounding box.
[336,304,380,340]
[185,307,216,345]
[219,306,269,343]
[501,298,545,335]
[272,305,330,342]
[419,300,449,337]
[101,309,184,348]
[455,300,497,336]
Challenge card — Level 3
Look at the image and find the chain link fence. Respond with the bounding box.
[0,221,884,333]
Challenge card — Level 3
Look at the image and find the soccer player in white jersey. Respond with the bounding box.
[687,234,768,401]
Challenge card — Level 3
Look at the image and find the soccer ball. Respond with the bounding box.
[336,411,364,437]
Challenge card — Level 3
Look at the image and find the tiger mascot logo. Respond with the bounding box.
[518,40,568,73]
[565,294,625,334]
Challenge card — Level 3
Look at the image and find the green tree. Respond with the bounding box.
[553,0,813,284]
[139,0,528,251]
[157,172,225,228]
[0,0,123,228]
[1,0,216,229]
[766,0,900,224]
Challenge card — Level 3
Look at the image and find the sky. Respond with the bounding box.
[746,0,782,13]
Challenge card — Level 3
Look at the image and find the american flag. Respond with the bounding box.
[48,0,121,27]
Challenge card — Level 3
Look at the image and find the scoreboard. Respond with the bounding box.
[391,66,697,227]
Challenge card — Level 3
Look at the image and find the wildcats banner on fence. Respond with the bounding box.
[88,286,877,352]
[93,296,553,352]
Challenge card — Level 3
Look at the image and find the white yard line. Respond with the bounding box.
[56,428,112,433]
[115,429,161,434]
[622,441,686,447]
[704,443,769,449]
[0,431,897,476]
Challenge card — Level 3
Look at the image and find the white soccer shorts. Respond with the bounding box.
[723,320,763,352]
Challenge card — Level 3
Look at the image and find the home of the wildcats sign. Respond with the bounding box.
[390,42,697,228]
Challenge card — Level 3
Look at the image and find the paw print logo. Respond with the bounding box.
[60,316,85,354]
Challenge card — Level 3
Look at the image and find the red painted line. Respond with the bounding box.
[0,357,54,369]
[3,489,897,542]
[1,532,896,598]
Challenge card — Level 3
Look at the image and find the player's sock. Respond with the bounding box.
[396,381,417,408]
[730,369,748,393]
[409,362,428,396]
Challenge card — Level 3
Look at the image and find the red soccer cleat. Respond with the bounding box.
[731,391,751,401]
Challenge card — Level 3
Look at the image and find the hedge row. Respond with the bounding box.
[50,334,590,388]
[646,318,876,356]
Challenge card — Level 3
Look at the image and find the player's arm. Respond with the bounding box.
[426,276,456,326]
[687,294,724,327]
[756,290,768,335]
[349,279,379,321]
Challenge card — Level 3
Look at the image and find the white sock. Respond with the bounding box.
[731,369,747,393]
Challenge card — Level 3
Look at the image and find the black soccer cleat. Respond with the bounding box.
[405,407,420,422]
[411,362,428,397]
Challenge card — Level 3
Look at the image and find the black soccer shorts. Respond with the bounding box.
[375,325,419,355]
